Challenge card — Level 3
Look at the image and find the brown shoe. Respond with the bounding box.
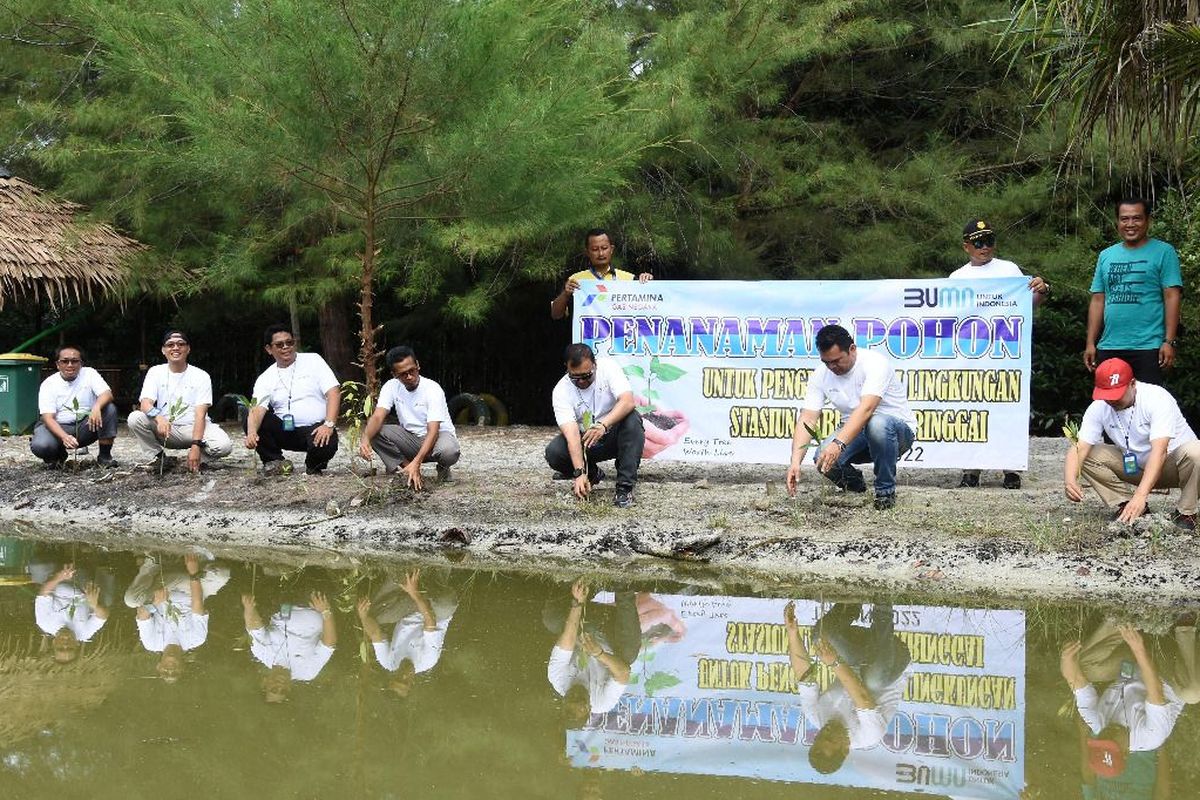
[1172,511,1196,532]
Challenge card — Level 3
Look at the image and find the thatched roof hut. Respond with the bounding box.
[0,174,147,310]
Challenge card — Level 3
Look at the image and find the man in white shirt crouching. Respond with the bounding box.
[128,329,232,472]
[358,346,459,489]
[546,343,645,509]
[1064,357,1200,531]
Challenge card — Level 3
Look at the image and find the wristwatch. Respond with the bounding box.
[190,439,204,448]
[1165,338,1180,348]
[571,467,585,478]
[322,420,336,429]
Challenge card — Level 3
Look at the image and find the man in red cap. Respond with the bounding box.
[1064,357,1200,530]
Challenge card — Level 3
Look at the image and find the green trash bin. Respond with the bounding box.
[0,352,49,435]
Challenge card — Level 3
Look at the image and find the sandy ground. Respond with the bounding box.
[0,424,1197,606]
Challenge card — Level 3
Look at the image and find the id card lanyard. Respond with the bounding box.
[275,365,297,430]
[1112,405,1139,475]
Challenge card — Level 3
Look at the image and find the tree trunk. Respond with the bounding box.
[318,296,355,382]
[358,194,379,396]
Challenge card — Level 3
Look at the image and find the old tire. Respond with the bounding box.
[449,393,492,426]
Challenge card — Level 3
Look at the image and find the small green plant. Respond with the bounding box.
[340,380,375,454]
[707,512,731,531]
[1063,415,1081,479]
[625,356,686,417]
[234,395,266,474]
[64,398,91,470]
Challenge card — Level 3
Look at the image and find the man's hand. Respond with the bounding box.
[571,579,589,605]
[357,596,372,620]
[785,464,803,496]
[310,591,330,614]
[241,593,256,610]
[637,273,653,283]
[401,568,422,597]
[1117,496,1147,524]
[1060,640,1085,686]
[1117,623,1146,654]
[1064,479,1084,503]
[1083,344,1097,372]
[56,564,77,583]
[155,416,171,439]
[244,432,259,450]
[85,582,102,608]
[152,587,168,605]
[1159,341,1176,369]
[87,406,103,431]
[815,440,843,473]
[184,554,200,576]
[815,638,839,666]
[358,439,374,461]
[563,277,581,296]
[637,398,689,458]
[402,460,424,491]
[59,432,80,450]
[1027,276,1048,294]
[311,424,334,448]
[784,601,798,629]
[572,474,592,499]
[581,424,606,448]
[579,631,603,657]
[187,445,202,473]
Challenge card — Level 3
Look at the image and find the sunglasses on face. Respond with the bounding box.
[966,236,996,249]
[568,371,595,384]
[271,340,296,349]
[58,358,81,365]
[164,341,189,349]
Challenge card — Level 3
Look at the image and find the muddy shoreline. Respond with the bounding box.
[1,426,1197,606]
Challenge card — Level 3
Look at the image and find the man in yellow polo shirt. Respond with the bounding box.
[549,228,653,319]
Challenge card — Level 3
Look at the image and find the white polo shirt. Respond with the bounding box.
[38,367,111,424]
[251,352,339,427]
[547,645,627,714]
[372,604,457,674]
[551,358,632,428]
[1079,382,1196,461]
[248,606,335,682]
[35,584,107,641]
[949,257,1025,279]
[140,363,215,427]
[802,348,917,433]
[377,376,455,437]
[1075,678,1184,752]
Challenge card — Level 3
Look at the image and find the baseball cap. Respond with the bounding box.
[161,329,190,346]
[962,219,994,241]
[1093,358,1134,400]
[1086,738,1126,778]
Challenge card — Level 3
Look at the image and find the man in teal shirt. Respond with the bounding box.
[1084,197,1182,385]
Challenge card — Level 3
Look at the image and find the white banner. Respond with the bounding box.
[572,279,1032,470]
[568,596,1026,798]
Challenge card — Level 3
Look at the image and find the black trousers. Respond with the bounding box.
[544,412,645,490]
[243,410,338,471]
[1096,348,1164,386]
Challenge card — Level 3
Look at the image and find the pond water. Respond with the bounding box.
[0,533,1195,799]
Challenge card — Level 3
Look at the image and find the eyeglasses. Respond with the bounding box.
[568,371,595,384]
[164,341,189,349]
[57,358,81,365]
[966,236,995,249]
[271,339,296,349]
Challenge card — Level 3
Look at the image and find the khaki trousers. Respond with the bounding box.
[129,410,233,461]
[1080,441,1200,515]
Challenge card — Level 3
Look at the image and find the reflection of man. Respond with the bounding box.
[35,563,109,663]
[1064,358,1200,531]
[356,568,458,697]
[126,554,231,682]
[1084,197,1182,385]
[546,344,645,508]
[786,325,917,510]
[244,324,341,475]
[31,346,119,468]
[785,602,910,774]
[1061,622,1184,797]
[358,346,460,489]
[129,330,233,472]
[546,580,640,724]
[951,219,1049,490]
[549,228,652,320]
[243,591,337,702]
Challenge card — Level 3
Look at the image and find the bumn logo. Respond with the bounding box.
[903,287,975,309]
[581,283,609,308]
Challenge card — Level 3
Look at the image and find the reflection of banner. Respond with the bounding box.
[567,597,1026,799]
[572,279,1032,470]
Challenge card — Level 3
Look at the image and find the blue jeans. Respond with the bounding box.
[816,413,914,496]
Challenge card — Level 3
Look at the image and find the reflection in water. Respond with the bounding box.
[0,533,1198,798]
[357,567,457,697]
[127,554,230,682]
[244,591,338,701]
[34,562,111,663]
